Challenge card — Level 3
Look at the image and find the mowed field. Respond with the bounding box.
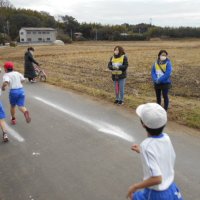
[0,40,200,129]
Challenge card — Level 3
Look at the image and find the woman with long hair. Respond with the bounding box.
[108,46,128,105]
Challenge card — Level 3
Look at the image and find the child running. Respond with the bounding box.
[1,61,31,125]
[0,96,9,142]
[127,103,183,200]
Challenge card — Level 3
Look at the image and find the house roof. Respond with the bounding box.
[21,27,56,31]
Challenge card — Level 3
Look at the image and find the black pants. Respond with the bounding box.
[155,88,169,111]
[28,78,34,81]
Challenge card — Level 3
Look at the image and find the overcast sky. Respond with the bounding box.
[11,0,200,27]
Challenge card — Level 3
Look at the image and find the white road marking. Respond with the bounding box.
[5,123,25,142]
[34,96,134,142]
[32,152,40,156]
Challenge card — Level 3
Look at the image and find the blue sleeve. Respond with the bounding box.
[151,63,157,82]
[158,61,172,83]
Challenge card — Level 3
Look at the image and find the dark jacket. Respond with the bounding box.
[108,54,128,81]
[24,51,38,78]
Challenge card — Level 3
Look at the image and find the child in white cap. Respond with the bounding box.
[127,103,183,200]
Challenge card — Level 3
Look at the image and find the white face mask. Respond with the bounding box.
[30,50,34,55]
[160,55,167,61]
[114,50,119,55]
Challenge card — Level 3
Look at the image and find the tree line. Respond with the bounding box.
[1,0,200,44]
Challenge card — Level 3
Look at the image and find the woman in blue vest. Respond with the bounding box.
[151,50,173,111]
[108,46,128,105]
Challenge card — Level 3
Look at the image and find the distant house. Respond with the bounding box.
[120,33,129,36]
[74,32,83,39]
[19,27,57,43]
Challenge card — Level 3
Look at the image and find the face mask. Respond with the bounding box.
[30,50,34,55]
[160,56,167,61]
[114,50,119,55]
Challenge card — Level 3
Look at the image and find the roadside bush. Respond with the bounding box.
[113,33,147,41]
[10,41,17,47]
[74,36,87,41]
[57,33,72,43]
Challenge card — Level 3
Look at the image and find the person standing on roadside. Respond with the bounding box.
[108,46,128,105]
[24,47,39,83]
[151,50,172,111]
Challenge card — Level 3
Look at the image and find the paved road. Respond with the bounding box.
[0,82,199,200]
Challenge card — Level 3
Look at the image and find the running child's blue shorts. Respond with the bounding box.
[9,88,25,107]
[133,182,183,200]
[0,101,6,119]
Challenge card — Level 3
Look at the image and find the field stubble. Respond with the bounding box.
[0,41,200,129]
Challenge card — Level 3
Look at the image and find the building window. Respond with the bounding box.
[38,32,41,34]
[27,38,32,41]
[20,32,24,35]
[21,38,24,41]
[27,31,31,34]
[38,38,42,41]
[46,32,50,34]
[33,31,36,34]
[42,31,46,34]
[47,38,51,41]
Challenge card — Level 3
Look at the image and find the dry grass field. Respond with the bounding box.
[0,40,200,129]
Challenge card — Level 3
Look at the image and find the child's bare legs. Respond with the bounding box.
[10,106,31,124]
[18,106,27,113]
[18,106,31,123]
[0,119,8,142]
[10,106,16,119]
[10,106,16,125]
[0,119,7,133]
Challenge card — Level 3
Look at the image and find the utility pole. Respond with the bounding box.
[149,18,152,26]
[95,29,98,40]
[65,19,73,41]
[6,20,10,37]
[3,25,6,45]
[70,29,73,41]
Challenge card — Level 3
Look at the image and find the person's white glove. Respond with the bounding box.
[112,63,121,70]
[113,65,119,70]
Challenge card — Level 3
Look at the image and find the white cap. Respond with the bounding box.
[136,103,167,129]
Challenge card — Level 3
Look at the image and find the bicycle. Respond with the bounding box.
[34,64,47,82]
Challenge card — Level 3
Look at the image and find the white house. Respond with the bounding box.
[74,32,83,38]
[120,33,129,36]
[19,27,57,43]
